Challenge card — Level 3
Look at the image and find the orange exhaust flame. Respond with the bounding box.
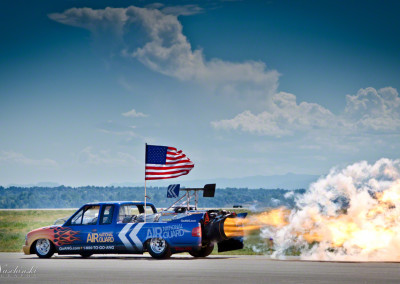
[224,208,290,237]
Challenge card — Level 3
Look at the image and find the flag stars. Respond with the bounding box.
[146,145,168,164]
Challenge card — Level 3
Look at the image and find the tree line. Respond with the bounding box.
[0,186,305,209]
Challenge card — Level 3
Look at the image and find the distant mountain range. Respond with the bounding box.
[5,173,321,190]
[6,182,61,188]
[110,173,321,190]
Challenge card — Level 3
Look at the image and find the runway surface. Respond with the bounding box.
[1,253,400,283]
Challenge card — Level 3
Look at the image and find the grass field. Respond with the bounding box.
[0,209,270,255]
[0,210,75,252]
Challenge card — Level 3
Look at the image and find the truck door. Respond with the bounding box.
[61,205,116,254]
[81,205,117,254]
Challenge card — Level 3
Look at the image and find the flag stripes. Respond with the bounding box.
[145,145,194,180]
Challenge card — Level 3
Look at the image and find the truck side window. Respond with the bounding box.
[100,205,114,225]
[117,205,138,223]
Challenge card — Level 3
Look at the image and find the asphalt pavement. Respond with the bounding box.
[1,253,400,283]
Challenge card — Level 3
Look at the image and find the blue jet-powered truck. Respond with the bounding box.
[23,184,247,259]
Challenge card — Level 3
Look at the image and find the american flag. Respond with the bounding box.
[145,144,194,180]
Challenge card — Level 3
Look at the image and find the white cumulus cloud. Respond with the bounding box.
[121,108,148,118]
[212,87,400,137]
[151,4,204,16]
[49,5,279,101]
[212,92,336,137]
[344,87,400,132]
[0,151,58,167]
[78,147,140,166]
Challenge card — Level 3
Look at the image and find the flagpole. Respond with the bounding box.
[144,143,147,222]
[144,179,147,222]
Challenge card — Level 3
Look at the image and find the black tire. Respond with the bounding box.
[80,253,93,258]
[189,243,214,257]
[147,238,172,259]
[34,239,55,258]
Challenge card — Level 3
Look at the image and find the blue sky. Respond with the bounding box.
[1,0,399,186]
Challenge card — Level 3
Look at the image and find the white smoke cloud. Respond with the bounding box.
[264,158,400,261]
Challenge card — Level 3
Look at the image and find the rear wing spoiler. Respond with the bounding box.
[164,184,216,211]
[189,183,216,198]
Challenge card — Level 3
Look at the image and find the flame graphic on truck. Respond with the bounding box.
[53,227,80,246]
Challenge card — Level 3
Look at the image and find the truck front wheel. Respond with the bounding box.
[147,238,172,259]
[34,239,55,258]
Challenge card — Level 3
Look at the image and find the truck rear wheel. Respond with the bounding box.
[189,243,214,257]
